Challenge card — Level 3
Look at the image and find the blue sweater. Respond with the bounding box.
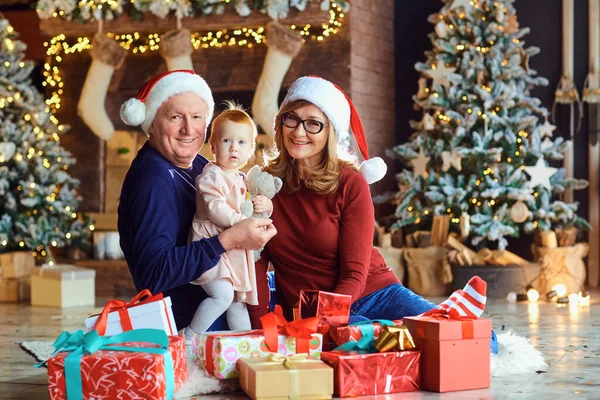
[118,142,228,330]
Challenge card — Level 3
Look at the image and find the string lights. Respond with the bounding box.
[42,1,345,113]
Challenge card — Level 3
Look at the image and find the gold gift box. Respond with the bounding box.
[239,354,333,400]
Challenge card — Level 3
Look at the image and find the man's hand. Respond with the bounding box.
[218,218,277,251]
[252,195,273,215]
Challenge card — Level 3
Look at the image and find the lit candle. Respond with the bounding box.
[563,0,574,79]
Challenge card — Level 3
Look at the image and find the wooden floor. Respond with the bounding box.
[1,292,599,399]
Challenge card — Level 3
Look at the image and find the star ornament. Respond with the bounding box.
[524,157,558,191]
[411,148,431,179]
[538,119,556,138]
[423,63,457,88]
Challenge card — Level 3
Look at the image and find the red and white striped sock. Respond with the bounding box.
[436,276,487,318]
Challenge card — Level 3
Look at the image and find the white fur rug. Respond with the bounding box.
[20,330,547,397]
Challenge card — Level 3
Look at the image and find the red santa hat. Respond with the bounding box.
[120,70,214,134]
[280,75,387,184]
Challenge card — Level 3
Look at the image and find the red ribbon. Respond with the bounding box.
[204,305,320,376]
[418,308,476,339]
[260,305,320,354]
[93,289,166,336]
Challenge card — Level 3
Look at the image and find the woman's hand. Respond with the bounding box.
[252,195,273,215]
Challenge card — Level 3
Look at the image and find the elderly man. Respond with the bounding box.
[118,70,276,331]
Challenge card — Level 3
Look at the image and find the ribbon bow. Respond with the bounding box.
[93,289,164,335]
[335,319,395,353]
[36,329,175,400]
[264,352,310,369]
[260,305,320,354]
[374,325,416,352]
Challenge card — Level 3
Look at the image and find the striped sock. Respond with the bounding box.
[436,276,487,318]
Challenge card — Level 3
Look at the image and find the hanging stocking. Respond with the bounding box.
[159,28,194,71]
[252,21,303,136]
[77,33,126,140]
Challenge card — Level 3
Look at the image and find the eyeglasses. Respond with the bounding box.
[281,113,327,134]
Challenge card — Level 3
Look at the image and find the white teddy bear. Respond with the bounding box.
[241,165,283,219]
[240,165,283,259]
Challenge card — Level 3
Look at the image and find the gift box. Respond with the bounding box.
[0,251,35,279]
[195,330,323,379]
[321,350,420,397]
[31,264,95,308]
[239,354,333,400]
[0,277,30,303]
[42,329,187,400]
[403,315,492,392]
[330,319,404,347]
[298,290,351,326]
[196,305,324,379]
[85,290,177,336]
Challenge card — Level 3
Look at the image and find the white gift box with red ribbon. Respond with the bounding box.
[85,290,178,336]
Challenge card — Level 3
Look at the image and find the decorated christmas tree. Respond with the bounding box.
[391,0,589,250]
[0,17,91,260]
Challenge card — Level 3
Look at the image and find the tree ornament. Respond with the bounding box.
[519,47,531,74]
[411,148,430,178]
[524,157,558,191]
[252,21,303,136]
[422,113,436,130]
[477,69,486,85]
[538,118,556,138]
[77,33,127,140]
[460,211,470,239]
[416,77,429,99]
[159,28,193,70]
[510,201,529,223]
[435,21,449,38]
[441,150,462,171]
[448,0,472,10]
[505,14,519,34]
[423,63,456,88]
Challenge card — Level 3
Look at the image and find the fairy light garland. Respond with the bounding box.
[42,1,345,113]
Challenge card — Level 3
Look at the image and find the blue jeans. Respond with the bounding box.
[349,283,436,322]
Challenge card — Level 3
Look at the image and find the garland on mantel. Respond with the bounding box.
[36,0,350,22]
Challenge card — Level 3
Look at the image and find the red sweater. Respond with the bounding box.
[248,167,399,327]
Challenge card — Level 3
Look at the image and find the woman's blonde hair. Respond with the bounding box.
[209,100,257,149]
[264,99,357,195]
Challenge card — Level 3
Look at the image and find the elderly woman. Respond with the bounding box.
[118,70,276,330]
[248,76,493,344]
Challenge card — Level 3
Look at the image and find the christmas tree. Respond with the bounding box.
[391,0,589,250]
[0,17,91,260]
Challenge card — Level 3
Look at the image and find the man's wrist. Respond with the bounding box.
[218,229,236,251]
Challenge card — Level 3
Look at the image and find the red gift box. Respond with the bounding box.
[298,290,351,326]
[330,320,404,346]
[321,350,420,397]
[403,315,492,392]
[46,335,187,399]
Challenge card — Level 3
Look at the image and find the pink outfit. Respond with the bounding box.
[188,163,257,305]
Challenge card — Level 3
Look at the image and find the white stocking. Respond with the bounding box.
[251,21,303,136]
[159,29,193,71]
[77,33,126,140]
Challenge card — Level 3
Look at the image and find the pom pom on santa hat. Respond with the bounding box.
[281,76,387,184]
[120,70,215,134]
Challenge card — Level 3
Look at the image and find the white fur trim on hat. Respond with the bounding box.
[360,157,387,185]
[120,98,146,126]
[281,76,350,138]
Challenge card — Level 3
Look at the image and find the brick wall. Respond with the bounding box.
[349,0,396,198]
